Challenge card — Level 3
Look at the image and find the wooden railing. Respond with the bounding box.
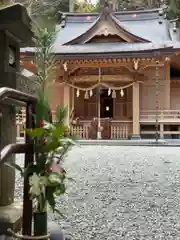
[140,110,180,122]
[71,126,89,139]
[111,125,129,139]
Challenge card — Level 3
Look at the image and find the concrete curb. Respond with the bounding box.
[16,137,180,147]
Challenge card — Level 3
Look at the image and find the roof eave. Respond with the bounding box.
[54,48,175,60]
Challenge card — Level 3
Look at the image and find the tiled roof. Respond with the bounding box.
[52,42,174,55]
[21,9,180,55]
[53,8,172,47]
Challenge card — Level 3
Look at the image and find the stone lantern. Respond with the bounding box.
[0,2,32,231]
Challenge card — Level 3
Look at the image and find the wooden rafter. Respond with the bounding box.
[58,57,165,67]
[58,57,165,82]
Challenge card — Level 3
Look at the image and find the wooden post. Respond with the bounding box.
[97,86,101,140]
[160,123,164,139]
[165,61,170,110]
[63,85,70,127]
[132,81,140,139]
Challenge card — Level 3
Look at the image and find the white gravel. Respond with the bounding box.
[15,146,180,240]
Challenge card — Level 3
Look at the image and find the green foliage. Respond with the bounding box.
[168,0,180,19]
[13,100,76,213]
[55,105,68,124]
[35,92,51,124]
[76,1,98,12]
[10,22,76,215]
[33,26,57,97]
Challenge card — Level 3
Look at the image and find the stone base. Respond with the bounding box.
[0,201,22,236]
[131,135,141,140]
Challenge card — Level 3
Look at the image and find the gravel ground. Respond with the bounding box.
[15,146,180,240]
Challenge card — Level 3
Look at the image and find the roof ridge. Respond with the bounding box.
[59,8,162,17]
[115,8,162,15]
[59,11,99,16]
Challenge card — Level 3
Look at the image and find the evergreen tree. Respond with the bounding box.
[168,0,180,19]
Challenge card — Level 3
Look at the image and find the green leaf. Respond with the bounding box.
[25,128,47,137]
[4,162,23,176]
[48,172,62,184]
[55,183,66,196]
[61,137,77,146]
[43,121,55,130]
[55,105,68,124]
[36,153,47,172]
[53,124,66,138]
[44,139,60,153]
[24,164,38,179]
[46,186,55,211]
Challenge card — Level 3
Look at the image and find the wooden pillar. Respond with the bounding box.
[160,123,164,139]
[63,85,70,127]
[132,81,140,139]
[165,62,170,109]
[178,126,180,139]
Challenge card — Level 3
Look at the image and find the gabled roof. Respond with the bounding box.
[63,2,149,45]
[54,7,172,47]
[21,2,180,57]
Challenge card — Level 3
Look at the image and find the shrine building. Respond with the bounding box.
[21,2,180,140]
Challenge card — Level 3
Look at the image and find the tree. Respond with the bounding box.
[76,0,98,12]
[14,0,78,20]
[94,0,160,12]
[168,0,180,19]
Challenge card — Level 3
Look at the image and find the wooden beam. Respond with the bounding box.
[70,74,133,82]
[57,61,166,77]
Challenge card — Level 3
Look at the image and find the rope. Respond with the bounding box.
[59,80,143,91]
[7,228,50,240]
